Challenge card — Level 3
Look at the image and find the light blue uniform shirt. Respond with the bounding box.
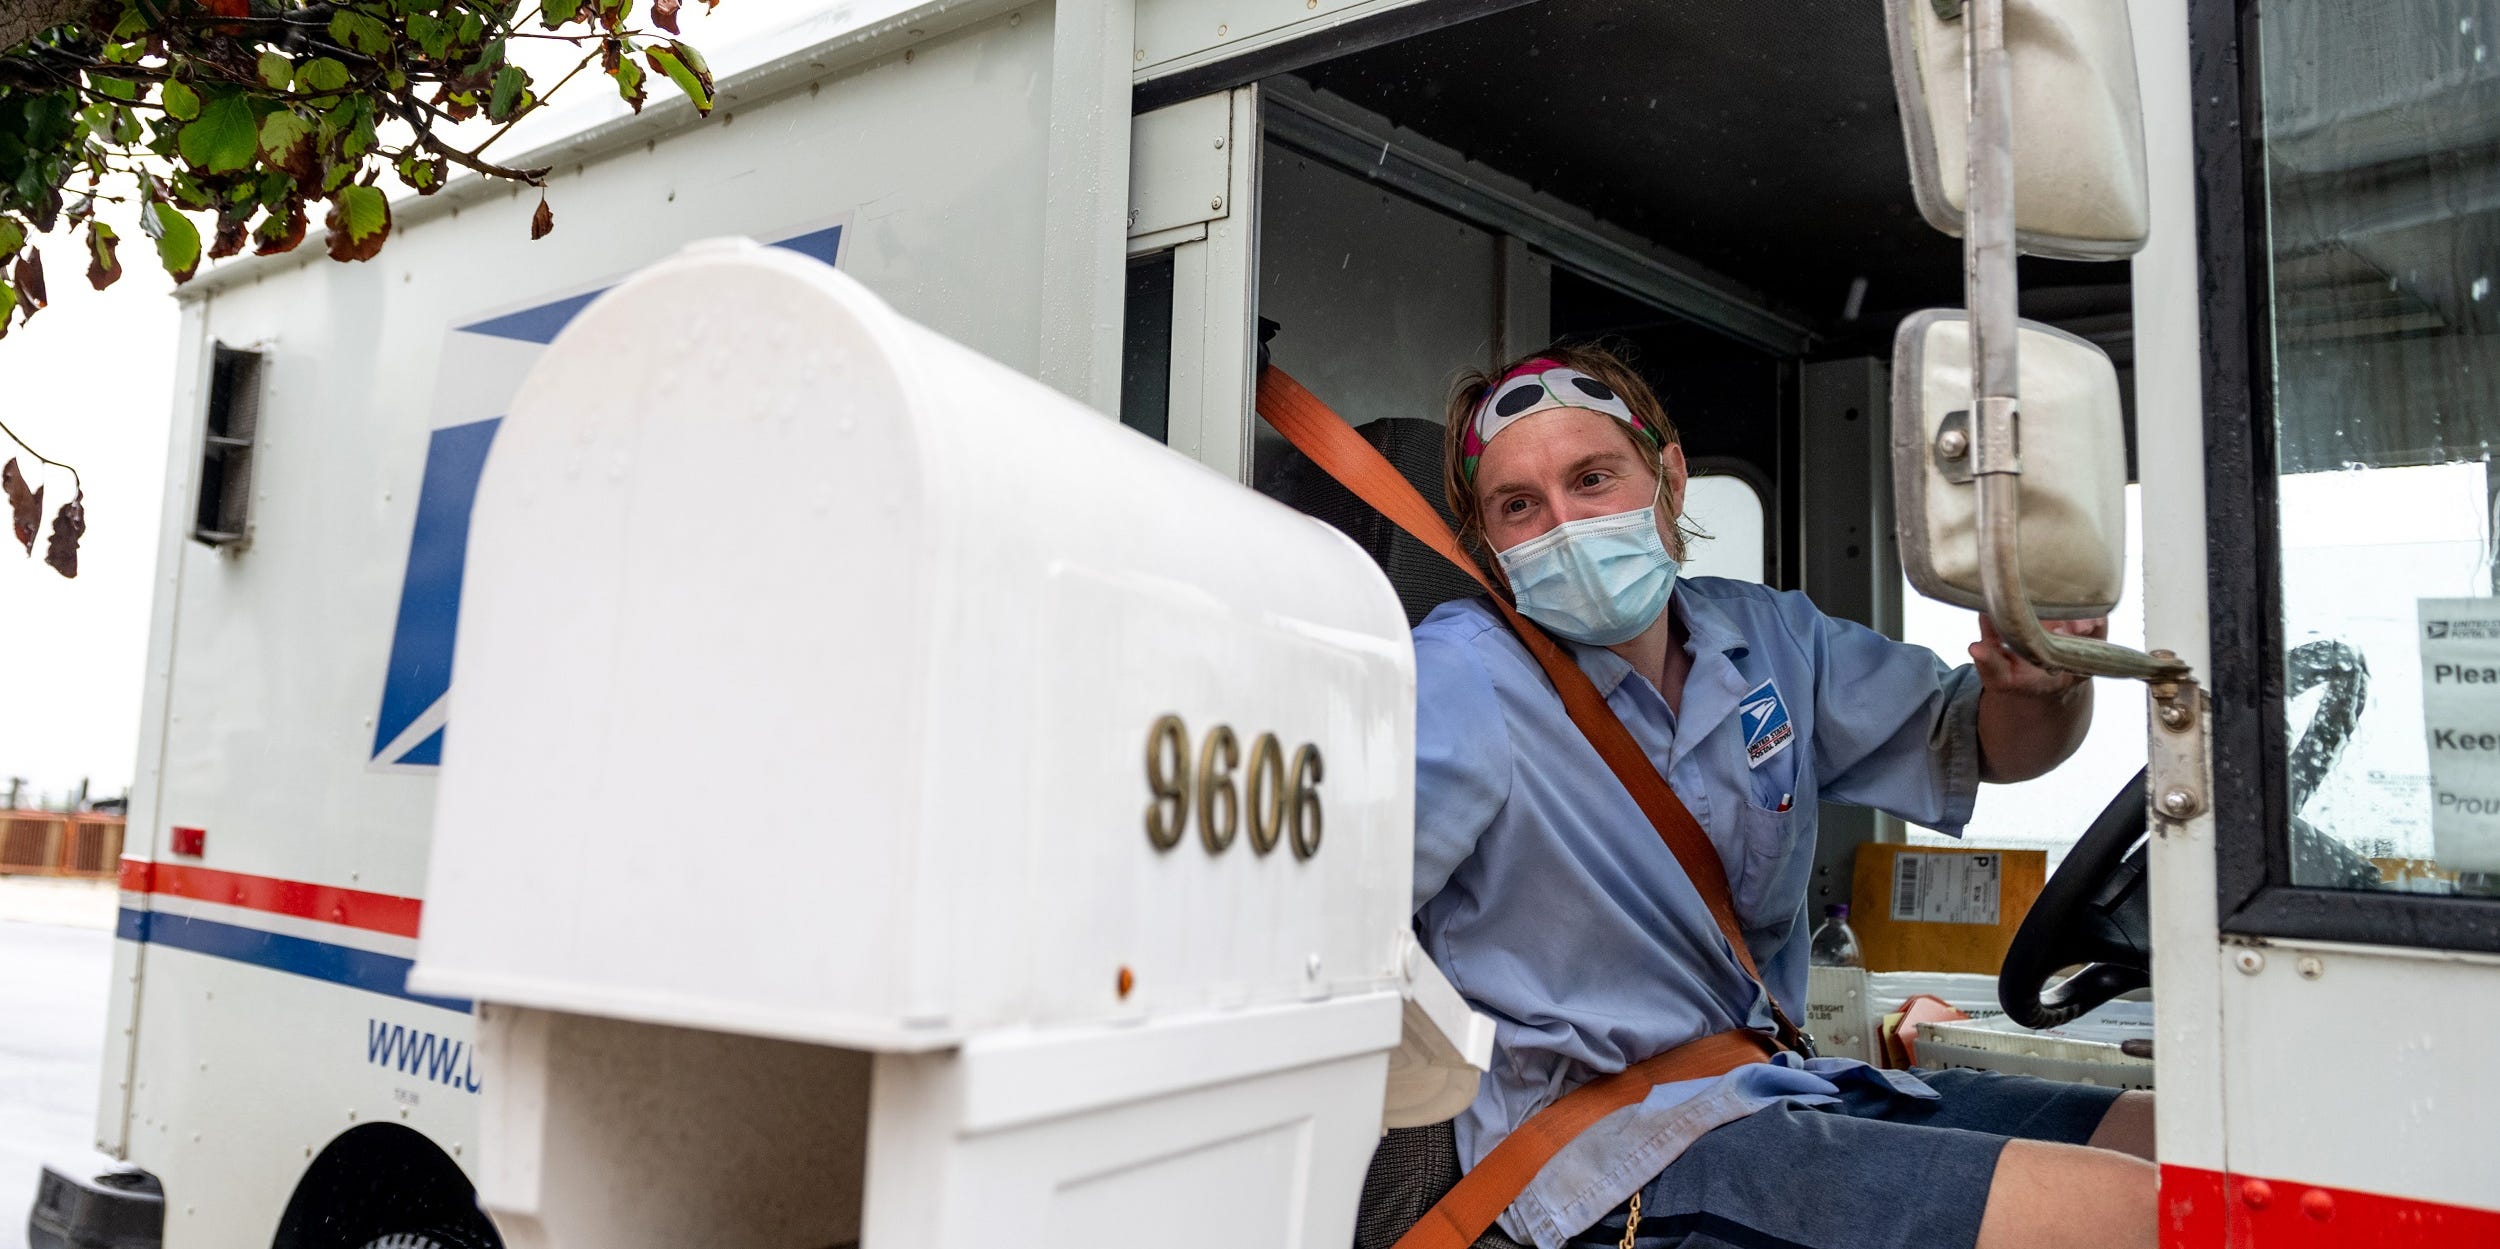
[1412,578,1985,1248]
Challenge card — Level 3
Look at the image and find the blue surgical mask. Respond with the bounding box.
[1495,505,1680,645]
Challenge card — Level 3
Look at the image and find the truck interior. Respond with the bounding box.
[1129,0,2147,942]
[1241,0,2132,617]
[1130,6,2166,1237]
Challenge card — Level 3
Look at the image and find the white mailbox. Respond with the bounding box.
[410,240,1487,1249]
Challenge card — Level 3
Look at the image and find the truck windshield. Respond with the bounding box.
[2260,0,2500,897]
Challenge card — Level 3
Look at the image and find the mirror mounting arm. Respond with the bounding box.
[1961,0,2191,685]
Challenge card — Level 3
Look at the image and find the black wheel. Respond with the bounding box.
[276,1125,502,1249]
[357,1230,496,1249]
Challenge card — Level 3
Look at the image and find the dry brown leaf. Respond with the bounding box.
[3,459,41,554]
[43,490,84,579]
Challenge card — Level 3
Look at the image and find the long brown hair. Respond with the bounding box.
[1441,338,1692,562]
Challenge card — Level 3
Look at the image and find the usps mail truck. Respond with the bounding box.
[37,1,2500,1247]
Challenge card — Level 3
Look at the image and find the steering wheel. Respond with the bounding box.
[1998,769,2152,1029]
[1999,644,2378,1029]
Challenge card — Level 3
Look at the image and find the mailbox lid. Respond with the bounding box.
[415,242,1417,1047]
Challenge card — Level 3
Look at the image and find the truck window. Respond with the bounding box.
[1680,473,1767,585]
[2253,0,2500,899]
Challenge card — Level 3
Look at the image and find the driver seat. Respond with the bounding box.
[1264,416,1526,1249]
[1354,1121,1531,1249]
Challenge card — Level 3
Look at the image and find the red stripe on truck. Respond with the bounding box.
[2162,1164,2500,1247]
[117,859,424,939]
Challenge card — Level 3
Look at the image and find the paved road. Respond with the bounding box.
[0,913,119,1249]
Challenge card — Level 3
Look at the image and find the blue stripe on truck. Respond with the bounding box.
[119,909,472,1014]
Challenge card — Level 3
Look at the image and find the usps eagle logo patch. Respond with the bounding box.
[1739,678,1794,769]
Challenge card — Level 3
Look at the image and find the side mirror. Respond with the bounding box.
[1891,309,2125,619]
[1884,0,2151,260]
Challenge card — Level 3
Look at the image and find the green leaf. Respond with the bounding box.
[645,43,712,114]
[253,202,306,255]
[489,65,529,121]
[539,0,579,28]
[178,94,260,174]
[408,14,452,60]
[150,202,201,283]
[0,282,15,340]
[257,53,293,92]
[299,58,352,94]
[89,73,136,103]
[166,171,213,209]
[325,184,390,262]
[395,154,446,194]
[329,11,393,56]
[86,221,121,290]
[259,111,316,177]
[159,79,199,121]
[612,55,646,112]
[0,219,23,263]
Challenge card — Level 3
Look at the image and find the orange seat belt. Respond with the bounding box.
[1254,367,1805,1249]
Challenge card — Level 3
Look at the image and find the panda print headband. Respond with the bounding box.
[1459,359,1663,484]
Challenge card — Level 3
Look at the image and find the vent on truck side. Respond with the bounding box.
[192,343,265,547]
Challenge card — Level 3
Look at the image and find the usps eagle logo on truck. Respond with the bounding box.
[369,224,846,770]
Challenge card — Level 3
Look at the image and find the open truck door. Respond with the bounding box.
[1887,1,2500,1241]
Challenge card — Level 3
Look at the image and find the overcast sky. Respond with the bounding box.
[0,197,173,810]
[0,4,806,809]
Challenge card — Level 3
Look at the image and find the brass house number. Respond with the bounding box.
[1144,715,1323,859]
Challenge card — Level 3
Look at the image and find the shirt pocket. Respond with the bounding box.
[1731,799,1810,936]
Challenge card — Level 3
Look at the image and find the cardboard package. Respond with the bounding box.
[1849,844,2046,974]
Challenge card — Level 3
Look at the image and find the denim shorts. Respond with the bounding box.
[1560,1068,2127,1249]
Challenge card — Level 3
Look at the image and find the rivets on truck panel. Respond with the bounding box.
[2297,955,2324,980]
[1116,966,1135,999]
[2157,787,2201,819]
[2300,1189,2334,1222]
[2233,948,2265,976]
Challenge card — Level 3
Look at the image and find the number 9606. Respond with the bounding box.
[1143,715,1323,860]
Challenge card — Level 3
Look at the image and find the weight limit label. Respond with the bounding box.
[1891,852,2001,925]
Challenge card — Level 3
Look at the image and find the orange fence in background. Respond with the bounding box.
[0,811,126,879]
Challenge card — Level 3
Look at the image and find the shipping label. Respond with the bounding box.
[1890,851,2002,925]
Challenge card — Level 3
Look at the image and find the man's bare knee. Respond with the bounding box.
[1976,1138,2156,1249]
[2087,1090,2156,1161]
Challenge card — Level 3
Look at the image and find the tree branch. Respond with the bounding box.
[0,415,80,494]
[0,0,114,56]
[393,99,550,184]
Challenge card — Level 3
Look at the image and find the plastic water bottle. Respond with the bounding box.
[1810,904,1863,968]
